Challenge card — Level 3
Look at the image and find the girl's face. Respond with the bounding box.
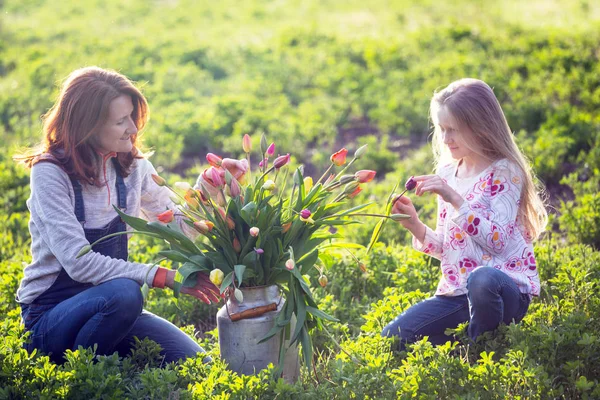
[436,106,479,161]
[95,95,137,155]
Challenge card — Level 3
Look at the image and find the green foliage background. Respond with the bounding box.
[1,0,600,398]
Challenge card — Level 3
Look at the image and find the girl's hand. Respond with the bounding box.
[166,270,222,304]
[413,175,464,209]
[392,195,420,229]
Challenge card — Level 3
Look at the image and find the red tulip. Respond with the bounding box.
[206,153,222,167]
[347,186,362,199]
[330,148,348,166]
[355,170,376,183]
[157,209,174,223]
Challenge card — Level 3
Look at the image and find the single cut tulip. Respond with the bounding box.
[157,209,174,223]
[152,174,167,187]
[206,153,223,167]
[355,170,376,183]
[330,148,348,166]
[210,269,224,286]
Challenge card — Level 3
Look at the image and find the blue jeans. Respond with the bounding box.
[382,267,531,349]
[21,278,207,364]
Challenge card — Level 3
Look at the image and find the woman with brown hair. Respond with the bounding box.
[15,66,220,364]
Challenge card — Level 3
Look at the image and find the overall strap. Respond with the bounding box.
[70,178,86,223]
[112,158,127,211]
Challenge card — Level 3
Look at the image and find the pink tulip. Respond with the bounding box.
[355,170,376,183]
[206,153,223,167]
[211,167,225,188]
[285,259,295,270]
[249,227,260,237]
[242,134,252,153]
[259,158,268,168]
[266,143,275,157]
[273,154,290,169]
[221,158,249,183]
[300,209,312,219]
[229,178,241,197]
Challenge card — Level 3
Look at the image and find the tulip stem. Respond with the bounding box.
[89,231,163,249]
[315,163,333,186]
[391,188,408,207]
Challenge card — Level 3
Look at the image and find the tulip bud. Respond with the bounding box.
[343,181,360,195]
[260,132,268,155]
[285,259,295,270]
[206,153,223,167]
[330,148,348,166]
[282,222,292,233]
[355,170,376,183]
[254,247,264,255]
[259,158,268,168]
[184,189,200,208]
[194,220,214,234]
[300,209,311,219]
[273,154,291,169]
[229,178,241,198]
[359,262,367,273]
[262,179,276,191]
[233,237,242,253]
[347,186,362,199]
[76,245,92,258]
[405,176,417,191]
[152,174,167,187]
[354,144,368,159]
[249,227,260,237]
[157,209,175,223]
[390,213,411,221]
[303,176,313,192]
[318,274,328,287]
[266,143,275,157]
[339,174,355,185]
[243,134,252,153]
[174,181,192,192]
[210,269,224,286]
[211,167,225,188]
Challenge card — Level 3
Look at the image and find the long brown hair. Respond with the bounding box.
[430,78,548,240]
[14,66,149,185]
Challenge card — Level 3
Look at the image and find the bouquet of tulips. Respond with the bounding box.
[79,133,410,370]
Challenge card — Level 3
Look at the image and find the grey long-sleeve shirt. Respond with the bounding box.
[17,155,198,304]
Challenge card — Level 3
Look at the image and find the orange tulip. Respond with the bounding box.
[330,148,348,166]
[347,186,362,199]
[318,275,328,287]
[282,222,292,233]
[157,209,174,223]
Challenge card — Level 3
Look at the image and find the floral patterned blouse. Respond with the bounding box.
[413,158,540,297]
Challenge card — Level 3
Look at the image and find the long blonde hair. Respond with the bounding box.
[429,78,548,240]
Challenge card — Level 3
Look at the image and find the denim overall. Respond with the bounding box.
[21,159,205,363]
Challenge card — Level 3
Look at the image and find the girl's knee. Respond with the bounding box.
[103,278,143,317]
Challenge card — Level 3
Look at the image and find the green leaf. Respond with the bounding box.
[113,206,155,232]
[366,218,385,254]
[258,323,284,344]
[234,264,246,286]
[234,288,244,302]
[297,249,319,273]
[299,326,313,369]
[140,283,149,300]
[290,286,307,344]
[240,202,258,225]
[146,221,200,254]
[157,250,190,263]
[306,306,339,322]
[220,272,234,294]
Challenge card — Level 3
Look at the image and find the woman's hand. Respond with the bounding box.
[391,195,426,242]
[166,270,222,304]
[413,175,464,209]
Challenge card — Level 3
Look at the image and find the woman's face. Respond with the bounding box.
[95,95,137,155]
[436,105,478,161]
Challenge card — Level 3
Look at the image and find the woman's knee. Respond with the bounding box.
[467,267,499,300]
[101,278,143,317]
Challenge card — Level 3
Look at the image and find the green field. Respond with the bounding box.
[2,0,600,398]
